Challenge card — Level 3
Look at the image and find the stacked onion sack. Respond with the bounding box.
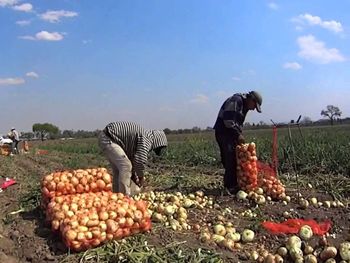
[41,168,151,251]
[236,143,258,192]
[236,143,285,200]
[41,168,113,208]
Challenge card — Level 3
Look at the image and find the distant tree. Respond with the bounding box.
[21,132,35,140]
[62,130,74,138]
[32,123,60,141]
[321,105,342,125]
[301,116,313,125]
[164,128,172,134]
[192,126,201,133]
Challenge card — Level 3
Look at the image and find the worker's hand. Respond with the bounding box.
[131,173,139,185]
[238,134,245,144]
[138,176,145,187]
[131,172,144,187]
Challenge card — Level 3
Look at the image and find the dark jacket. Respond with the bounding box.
[213,93,248,137]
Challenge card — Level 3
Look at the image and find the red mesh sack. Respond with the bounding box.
[257,161,285,199]
[236,141,286,199]
[236,143,258,192]
[262,219,332,235]
[1,178,17,190]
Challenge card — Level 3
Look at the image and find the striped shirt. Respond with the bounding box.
[213,93,248,137]
[104,121,168,177]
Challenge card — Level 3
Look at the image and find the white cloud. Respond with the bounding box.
[232,76,241,81]
[26,72,39,78]
[297,35,345,64]
[19,35,36,40]
[82,39,92,45]
[283,62,302,70]
[189,94,209,104]
[12,3,32,12]
[39,10,78,23]
[36,31,64,41]
[293,13,343,33]
[0,78,25,86]
[16,20,31,26]
[19,31,64,41]
[268,2,278,10]
[0,0,17,7]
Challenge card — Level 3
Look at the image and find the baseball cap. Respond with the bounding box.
[249,91,262,113]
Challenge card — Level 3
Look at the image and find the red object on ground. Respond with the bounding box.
[262,219,332,235]
[257,161,277,178]
[1,178,17,190]
[36,149,49,155]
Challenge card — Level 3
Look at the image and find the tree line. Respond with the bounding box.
[21,123,101,140]
[18,105,347,139]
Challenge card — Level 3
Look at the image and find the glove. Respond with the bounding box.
[238,134,245,144]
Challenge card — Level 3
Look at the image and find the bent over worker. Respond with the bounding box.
[98,121,168,196]
[213,91,262,195]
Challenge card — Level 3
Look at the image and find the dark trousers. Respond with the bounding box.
[12,140,19,154]
[215,131,238,189]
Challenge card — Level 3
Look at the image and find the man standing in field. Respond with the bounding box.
[213,91,262,195]
[9,127,20,155]
[98,121,168,196]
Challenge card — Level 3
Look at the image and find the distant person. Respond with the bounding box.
[213,91,262,195]
[9,128,20,155]
[98,121,168,196]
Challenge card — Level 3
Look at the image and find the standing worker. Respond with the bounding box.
[98,121,168,196]
[213,91,262,195]
[10,127,20,155]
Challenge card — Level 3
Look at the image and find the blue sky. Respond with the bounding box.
[1,0,349,134]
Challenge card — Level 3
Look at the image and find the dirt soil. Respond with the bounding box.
[0,152,349,263]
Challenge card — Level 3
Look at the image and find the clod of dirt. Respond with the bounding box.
[10,230,20,240]
[0,251,19,263]
[45,253,55,261]
[23,247,35,262]
[0,236,15,252]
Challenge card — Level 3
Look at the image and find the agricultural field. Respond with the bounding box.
[0,124,350,263]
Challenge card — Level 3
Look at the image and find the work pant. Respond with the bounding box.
[215,131,238,190]
[98,132,140,196]
[12,140,19,154]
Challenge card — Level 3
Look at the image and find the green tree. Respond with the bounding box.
[62,130,74,138]
[32,123,60,141]
[301,116,313,125]
[163,128,172,134]
[321,105,342,125]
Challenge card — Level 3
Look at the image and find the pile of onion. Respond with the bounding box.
[258,171,285,200]
[236,143,258,192]
[237,143,286,200]
[41,168,113,208]
[47,191,151,251]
